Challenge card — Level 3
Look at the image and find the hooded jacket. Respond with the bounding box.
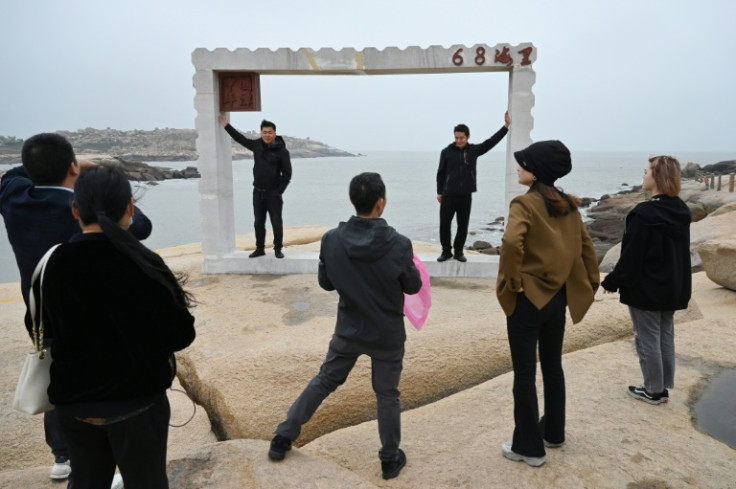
[224,124,292,193]
[0,165,152,336]
[602,195,692,311]
[318,216,422,350]
[436,126,508,196]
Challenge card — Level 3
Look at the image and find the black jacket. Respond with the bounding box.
[42,234,195,411]
[224,124,292,193]
[602,195,692,311]
[436,126,508,196]
[318,216,422,350]
[0,166,152,335]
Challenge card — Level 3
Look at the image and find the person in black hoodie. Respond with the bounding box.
[436,111,510,262]
[268,172,422,480]
[41,166,195,488]
[602,155,691,405]
[218,115,292,258]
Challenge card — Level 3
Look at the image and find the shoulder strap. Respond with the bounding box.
[29,244,61,354]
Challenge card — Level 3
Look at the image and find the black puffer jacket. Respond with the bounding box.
[318,217,422,350]
[602,195,692,311]
[436,126,508,196]
[224,124,292,193]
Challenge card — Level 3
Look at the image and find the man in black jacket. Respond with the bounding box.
[267,172,422,480]
[218,115,292,258]
[436,112,510,262]
[0,133,152,485]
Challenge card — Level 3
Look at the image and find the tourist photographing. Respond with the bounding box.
[435,111,510,262]
[496,140,600,467]
[268,172,422,480]
[218,115,292,258]
[0,134,151,485]
[602,155,692,405]
[39,166,196,488]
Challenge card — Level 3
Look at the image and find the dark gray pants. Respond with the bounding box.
[276,334,404,461]
[628,306,675,393]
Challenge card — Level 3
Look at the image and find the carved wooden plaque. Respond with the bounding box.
[219,72,261,112]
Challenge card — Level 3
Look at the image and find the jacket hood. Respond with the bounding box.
[631,195,691,239]
[337,216,398,261]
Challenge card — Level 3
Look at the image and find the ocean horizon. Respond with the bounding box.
[1,150,734,284]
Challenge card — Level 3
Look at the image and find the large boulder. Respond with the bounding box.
[702,160,736,175]
[698,239,736,290]
[600,199,736,273]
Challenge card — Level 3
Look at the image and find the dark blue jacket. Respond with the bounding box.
[0,165,152,334]
[318,216,422,350]
[436,126,508,196]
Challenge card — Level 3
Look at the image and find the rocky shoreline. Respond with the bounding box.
[468,160,736,261]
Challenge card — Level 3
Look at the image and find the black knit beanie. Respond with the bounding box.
[513,140,571,186]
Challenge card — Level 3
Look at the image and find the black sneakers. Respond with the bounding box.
[274,249,284,259]
[381,449,407,480]
[268,435,292,461]
[453,253,467,262]
[249,248,265,258]
[627,385,668,405]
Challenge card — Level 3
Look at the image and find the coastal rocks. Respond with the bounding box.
[469,240,499,255]
[702,160,736,175]
[600,200,736,272]
[80,154,200,182]
[166,440,379,489]
[171,262,691,448]
[698,239,736,290]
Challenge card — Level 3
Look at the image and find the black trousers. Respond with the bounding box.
[253,188,283,250]
[439,194,472,254]
[58,394,170,489]
[506,288,567,457]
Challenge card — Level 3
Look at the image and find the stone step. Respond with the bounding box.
[202,252,499,278]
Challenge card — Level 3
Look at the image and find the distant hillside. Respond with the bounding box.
[0,128,355,163]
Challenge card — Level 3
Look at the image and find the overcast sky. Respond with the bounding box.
[1,0,734,153]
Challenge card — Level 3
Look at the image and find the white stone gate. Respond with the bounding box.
[191,44,536,274]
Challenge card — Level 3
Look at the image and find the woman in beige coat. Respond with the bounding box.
[496,140,599,467]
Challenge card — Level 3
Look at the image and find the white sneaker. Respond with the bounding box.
[111,473,124,489]
[501,441,546,467]
[50,457,71,479]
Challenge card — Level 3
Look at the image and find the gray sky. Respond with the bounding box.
[1,0,734,153]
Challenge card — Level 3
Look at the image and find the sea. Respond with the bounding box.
[1,150,733,284]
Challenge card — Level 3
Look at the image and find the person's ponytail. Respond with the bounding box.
[74,167,193,309]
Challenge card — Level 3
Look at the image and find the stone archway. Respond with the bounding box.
[191,43,536,273]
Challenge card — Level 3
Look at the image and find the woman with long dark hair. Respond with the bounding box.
[496,140,599,467]
[39,166,195,488]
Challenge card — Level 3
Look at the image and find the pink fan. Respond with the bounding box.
[404,254,432,330]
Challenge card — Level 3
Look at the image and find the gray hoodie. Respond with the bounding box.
[318,216,422,350]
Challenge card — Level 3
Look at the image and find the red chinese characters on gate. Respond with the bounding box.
[451,46,534,67]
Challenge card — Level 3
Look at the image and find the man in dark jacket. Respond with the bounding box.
[268,172,422,480]
[0,133,152,484]
[436,112,510,262]
[218,115,292,258]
